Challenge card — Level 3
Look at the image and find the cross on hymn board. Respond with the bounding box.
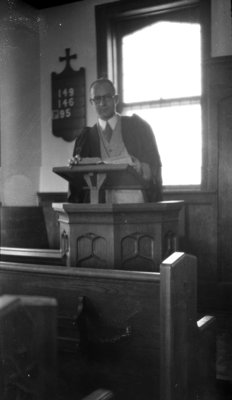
[59,48,77,70]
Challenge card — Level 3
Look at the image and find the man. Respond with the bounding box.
[68,78,162,203]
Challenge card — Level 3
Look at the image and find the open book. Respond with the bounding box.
[79,156,134,165]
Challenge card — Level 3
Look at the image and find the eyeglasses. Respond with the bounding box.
[90,94,115,105]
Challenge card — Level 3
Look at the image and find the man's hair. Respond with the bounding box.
[89,77,116,95]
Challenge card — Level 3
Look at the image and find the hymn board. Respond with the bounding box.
[51,48,86,142]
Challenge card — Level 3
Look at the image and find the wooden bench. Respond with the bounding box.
[0,252,215,400]
[0,294,114,400]
[0,294,57,400]
[0,246,66,266]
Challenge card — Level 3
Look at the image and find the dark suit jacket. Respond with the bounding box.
[68,114,162,202]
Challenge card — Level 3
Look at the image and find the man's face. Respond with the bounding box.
[90,82,118,121]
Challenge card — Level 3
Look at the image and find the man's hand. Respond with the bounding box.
[68,154,82,167]
[131,156,142,175]
[131,156,151,181]
[140,162,152,181]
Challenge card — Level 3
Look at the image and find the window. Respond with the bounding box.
[121,21,202,186]
[95,0,211,190]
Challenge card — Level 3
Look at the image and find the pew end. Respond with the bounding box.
[197,315,217,399]
[160,252,216,400]
[81,389,114,400]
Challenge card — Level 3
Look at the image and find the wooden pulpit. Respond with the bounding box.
[53,163,184,271]
[53,163,148,204]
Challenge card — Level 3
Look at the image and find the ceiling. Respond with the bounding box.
[22,0,82,9]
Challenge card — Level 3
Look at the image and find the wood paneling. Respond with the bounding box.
[163,192,218,282]
[37,192,67,249]
[0,206,49,249]
[218,95,232,281]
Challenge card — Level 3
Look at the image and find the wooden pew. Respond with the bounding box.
[82,390,114,400]
[0,294,57,400]
[0,246,66,266]
[0,252,215,400]
[197,315,216,400]
[0,294,114,400]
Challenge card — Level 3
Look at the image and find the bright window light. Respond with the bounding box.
[122,21,202,186]
[125,104,202,185]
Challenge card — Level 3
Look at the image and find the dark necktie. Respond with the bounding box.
[103,122,113,142]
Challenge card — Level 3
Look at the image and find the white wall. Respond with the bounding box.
[0,0,41,205]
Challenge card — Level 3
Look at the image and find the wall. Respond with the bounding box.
[211,0,232,57]
[0,0,41,205]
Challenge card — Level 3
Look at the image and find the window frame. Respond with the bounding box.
[95,0,212,192]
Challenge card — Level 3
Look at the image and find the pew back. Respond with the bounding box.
[0,246,66,265]
[0,252,197,400]
[0,294,57,400]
